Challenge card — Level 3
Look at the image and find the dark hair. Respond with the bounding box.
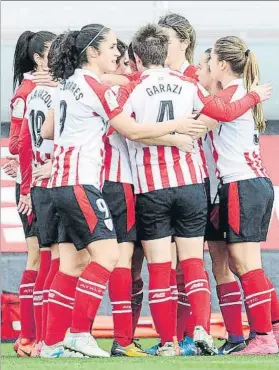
[48,34,65,70]
[205,47,212,63]
[13,30,56,90]
[128,42,136,64]
[132,24,168,68]
[158,12,196,64]
[116,39,127,65]
[50,24,110,80]
[214,36,265,131]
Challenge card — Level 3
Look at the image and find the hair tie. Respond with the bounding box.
[245,49,250,57]
[80,26,106,56]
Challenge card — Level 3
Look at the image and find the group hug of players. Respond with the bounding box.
[3,11,279,359]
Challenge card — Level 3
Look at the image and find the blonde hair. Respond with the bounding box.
[214,36,265,132]
[158,13,196,64]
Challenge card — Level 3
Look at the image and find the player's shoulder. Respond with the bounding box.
[184,65,198,81]
[13,77,36,102]
[168,70,198,88]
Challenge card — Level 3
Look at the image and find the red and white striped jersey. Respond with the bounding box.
[18,86,57,194]
[104,86,133,184]
[179,62,209,180]
[210,79,268,183]
[50,69,122,189]
[202,134,220,203]
[118,68,207,194]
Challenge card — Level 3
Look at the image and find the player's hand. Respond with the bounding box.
[33,68,58,87]
[18,194,32,216]
[250,76,272,102]
[172,134,194,153]
[33,160,52,181]
[176,114,207,137]
[3,155,19,178]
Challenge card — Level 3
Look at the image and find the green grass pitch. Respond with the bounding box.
[1,339,278,370]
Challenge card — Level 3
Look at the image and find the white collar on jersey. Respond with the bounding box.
[178,60,190,74]
[75,68,102,83]
[223,78,244,89]
[141,67,171,77]
[23,72,34,81]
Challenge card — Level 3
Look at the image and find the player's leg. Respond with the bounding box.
[131,244,144,336]
[54,185,119,357]
[174,184,217,355]
[103,181,147,356]
[209,240,246,354]
[221,179,278,355]
[16,183,39,357]
[138,188,178,356]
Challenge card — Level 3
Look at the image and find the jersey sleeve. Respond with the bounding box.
[84,75,123,121]
[18,117,33,195]
[124,71,141,82]
[117,84,134,116]
[194,85,261,122]
[9,98,26,154]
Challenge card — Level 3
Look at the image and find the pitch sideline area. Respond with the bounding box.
[2,340,278,370]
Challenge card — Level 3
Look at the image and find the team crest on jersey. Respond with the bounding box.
[104,89,119,111]
[104,218,114,231]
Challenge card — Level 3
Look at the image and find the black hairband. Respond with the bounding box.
[245,49,250,57]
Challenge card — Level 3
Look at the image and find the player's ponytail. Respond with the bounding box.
[13,30,56,90]
[214,36,265,132]
[243,51,265,132]
[50,31,80,80]
[50,24,110,81]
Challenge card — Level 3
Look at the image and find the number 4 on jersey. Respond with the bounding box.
[157,100,174,122]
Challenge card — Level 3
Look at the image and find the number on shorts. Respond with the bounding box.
[30,109,45,147]
[60,100,67,135]
[96,198,110,218]
[157,100,174,122]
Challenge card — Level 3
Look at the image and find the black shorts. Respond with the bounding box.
[15,183,37,239]
[31,187,59,248]
[102,181,137,244]
[136,184,207,241]
[219,177,274,243]
[204,178,224,242]
[52,184,116,251]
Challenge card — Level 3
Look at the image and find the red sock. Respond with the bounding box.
[180,258,211,336]
[71,262,110,333]
[33,250,51,342]
[241,269,272,333]
[265,275,279,324]
[45,271,77,345]
[217,281,244,342]
[131,278,143,335]
[170,269,178,338]
[148,262,172,345]
[41,258,60,341]
[19,270,38,339]
[176,273,193,341]
[204,270,211,333]
[109,267,133,346]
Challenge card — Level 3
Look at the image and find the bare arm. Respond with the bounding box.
[136,134,194,153]
[109,111,206,141]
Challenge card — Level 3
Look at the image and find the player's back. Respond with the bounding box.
[121,67,203,193]
[212,79,267,182]
[52,69,116,189]
[25,85,56,164]
[128,68,197,126]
